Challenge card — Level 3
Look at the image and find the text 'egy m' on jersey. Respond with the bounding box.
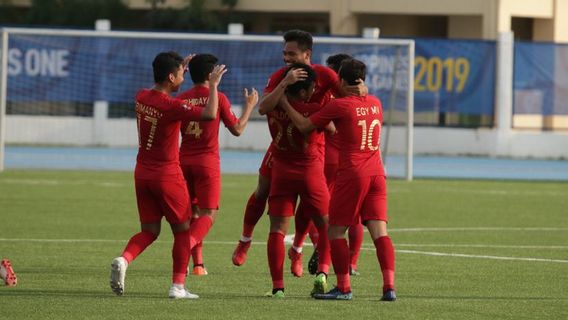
[309,95,385,181]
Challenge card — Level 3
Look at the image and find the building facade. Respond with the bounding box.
[5,0,568,41]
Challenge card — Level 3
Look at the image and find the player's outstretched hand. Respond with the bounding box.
[244,88,259,107]
[183,54,196,67]
[283,67,308,86]
[209,65,227,87]
[344,78,368,96]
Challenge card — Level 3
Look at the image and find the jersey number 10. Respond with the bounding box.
[357,119,381,151]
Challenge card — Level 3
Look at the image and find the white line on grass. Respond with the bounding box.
[390,227,568,232]
[0,179,125,187]
[392,249,568,264]
[394,243,568,249]
[409,186,568,197]
[1,238,568,264]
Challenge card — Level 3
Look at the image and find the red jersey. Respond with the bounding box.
[264,64,338,164]
[134,89,203,181]
[309,95,385,180]
[177,85,238,169]
[323,91,341,165]
[267,100,323,179]
[264,64,340,106]
[324,131,340,165]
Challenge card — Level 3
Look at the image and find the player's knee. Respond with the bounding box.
[312,215,328,228]
[255,177,271,200]
[199,209,218,222]
[170,220,191,233]
[269,216,289,233]
[328,225,348,239]
[366,220,388,239]
[141,222,161,237]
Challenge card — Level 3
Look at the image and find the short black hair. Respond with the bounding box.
[326,53,352,73]
[152,51,184,83]
[188,53,218,84]
[339,59,366,85]
[285,63,317,97]
[283,29,313,51]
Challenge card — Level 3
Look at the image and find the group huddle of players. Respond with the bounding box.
[109,29,396,302]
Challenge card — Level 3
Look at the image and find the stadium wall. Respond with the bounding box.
[6,114,568,159]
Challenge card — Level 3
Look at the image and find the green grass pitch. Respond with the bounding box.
[1,170,567,319]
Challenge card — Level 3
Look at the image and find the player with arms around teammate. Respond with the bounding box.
[265,63,332,298]
[177,54,259,276]
[232,30,357,278]
[280,59,396,301]
[109,51,227,299]
[321,53,366,277]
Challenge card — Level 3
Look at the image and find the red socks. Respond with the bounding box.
[308,224,320,248]
[172,229,191,284]
[292,210,311,248]
[348,223,364,269]
[267,232,285,289]
[374,236,396,292]
[191,241,203,266]
[242,193,267,238]
[189,215,213,250]
[121,231,157,264]
[330,238,350,293]
[316,224,330,274]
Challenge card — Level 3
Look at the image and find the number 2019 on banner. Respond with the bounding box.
[414,56,470,93]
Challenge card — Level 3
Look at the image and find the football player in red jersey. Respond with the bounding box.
[232,30,365,283]
[177,54,258,276]
[264,63,333,298]
[320,53,365,277]
[232,30,333,274]
[109,51,227,299]
[280,59,396,301]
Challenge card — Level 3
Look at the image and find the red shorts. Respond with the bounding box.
[329,175,388,226]
[258,145,275,178]
[181,164,221,210]
[135,178,190,225]
[324,163,338,189]
[268,172,329,218]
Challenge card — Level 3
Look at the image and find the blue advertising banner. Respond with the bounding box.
[7,35,283,104]
[413,38,496,116]
[514,41,568,116]
[6,33,501,119]
[6,34,410,111]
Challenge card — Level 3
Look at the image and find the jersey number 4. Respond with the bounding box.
[185,121,203,139]
[357,119,381,151]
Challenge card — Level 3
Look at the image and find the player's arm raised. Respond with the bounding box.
[200,64,227,120]
[228,88,259,136]
[279,96,316,134]
[258,68,307,115]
